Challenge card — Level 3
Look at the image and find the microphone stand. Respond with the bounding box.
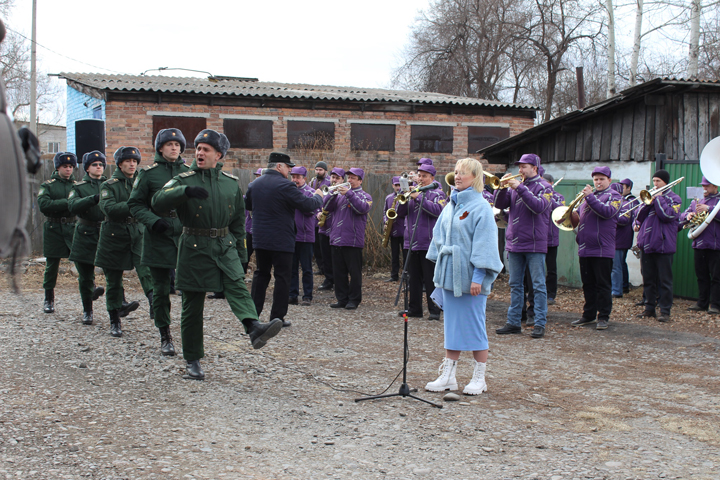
[355,191,442,408]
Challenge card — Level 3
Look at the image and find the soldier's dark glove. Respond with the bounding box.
[152,218,171,234]
[93,194,100,204]
[185,186,209,199]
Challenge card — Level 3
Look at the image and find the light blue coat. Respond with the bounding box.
[427,187,504,297]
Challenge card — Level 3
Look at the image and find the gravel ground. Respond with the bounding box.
[1,261,720,480]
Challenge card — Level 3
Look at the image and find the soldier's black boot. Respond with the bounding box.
[82,299,93,325]
[147,291,154,319]
[159,326,176,356]
[92,286,105,301]
[43,289,55,314]
[109,309,122,337]
[118,299,140,318]
[246,318,283,350]
[185,360,205,380]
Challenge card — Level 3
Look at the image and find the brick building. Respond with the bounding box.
[59,73,536,175]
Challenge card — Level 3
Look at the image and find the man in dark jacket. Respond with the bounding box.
[245,152,323,327]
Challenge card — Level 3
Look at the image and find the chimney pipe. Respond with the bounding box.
[576,66,585,110]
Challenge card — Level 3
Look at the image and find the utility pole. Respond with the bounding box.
[30,0,37,135]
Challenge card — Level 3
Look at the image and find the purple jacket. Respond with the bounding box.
[384,192,405,237]
[396,189,447,251]
[547,189,565,248]
[635,191,682,254]
[295,183,318,243]
[680,194,720,250]
[482,189,495,204]
[615,194,636,250]
[494,175,552,253]
[310,176,331,190]
[245,208,252,235]
[324,187,373,248]
[576,187,622,258]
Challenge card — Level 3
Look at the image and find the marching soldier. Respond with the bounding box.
[128,128,189,355]
[310,161,331,276]
[383,176,406,283]
[289,166,319,307]
[323,167,372,309]
[95,147,154,337]
[682,176,720,314]
[317,168,346,291]
[634,169,681,322]
[38,152,78,314]
[395,164,446,319]
[570,167,622,330]
[153,129,282,380]
[68,151,107,325]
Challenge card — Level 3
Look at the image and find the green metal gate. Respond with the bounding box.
[554,180,588,288]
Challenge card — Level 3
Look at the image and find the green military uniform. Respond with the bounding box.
[68,172,107,305]
[95,167,153,313]
[152,163,258,362]
[128,152,189,328]
[38,171,76,290]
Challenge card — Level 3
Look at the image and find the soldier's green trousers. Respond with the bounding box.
[43,257,62,290]
[104,267,153,312]
[180,273,259,362]
[150,267,172,329]
[75,261,96,303]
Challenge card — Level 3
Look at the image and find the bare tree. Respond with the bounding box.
[605,0,617,96]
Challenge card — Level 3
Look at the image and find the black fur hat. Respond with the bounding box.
[155,128,186,153]
[82,150,106,171]
[113,146,142,166]
[269,152,295,167]
[53,152,77,169]
[194,129,230,158]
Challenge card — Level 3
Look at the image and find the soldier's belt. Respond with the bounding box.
[78,218,103,229]
[167,210,178,218]
[47,216,76,224]
[105,216,138,224]
[182,226,229,238]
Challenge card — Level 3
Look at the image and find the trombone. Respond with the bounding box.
[485,173,523,190]
[620,177,684,217]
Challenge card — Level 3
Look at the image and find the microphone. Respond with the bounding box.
[416,181,440,192]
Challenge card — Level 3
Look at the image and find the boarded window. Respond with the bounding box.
[351,124,395,151]
[410,125,453,153]
[287,121,334,150]
[152,116,207,149]
[468,126,510,153]
[224,119,273,149]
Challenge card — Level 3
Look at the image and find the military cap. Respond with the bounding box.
[194,129,230,158]
[268,152,295,167]
[113,146,141,166]
[155,128,186,153]
[82,150,106,171]
[515,153,541,167]
[53,152,77,169]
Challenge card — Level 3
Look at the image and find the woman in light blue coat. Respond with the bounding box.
[425,158,504,395]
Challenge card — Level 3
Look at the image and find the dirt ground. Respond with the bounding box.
[1,261,719,479]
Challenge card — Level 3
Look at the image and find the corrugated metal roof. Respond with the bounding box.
[58,72,536,110]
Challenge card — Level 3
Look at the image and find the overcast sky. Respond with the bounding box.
[8,0,430,89]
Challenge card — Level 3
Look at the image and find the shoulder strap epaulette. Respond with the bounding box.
[221,171,238,180]
[145,163,159,171]
[106,178,119,184]
[42,179,55,185]
[75,180,87,186]
[179,171,196,178]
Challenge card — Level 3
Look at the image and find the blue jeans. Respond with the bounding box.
[611,249,628,296]
[507,251,547,327]
[290,242,314,300]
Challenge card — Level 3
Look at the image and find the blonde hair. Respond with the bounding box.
[454,157,485,193]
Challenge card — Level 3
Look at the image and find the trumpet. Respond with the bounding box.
[485,173,523,190]
[322,182,351,195]
[620,177,684,217]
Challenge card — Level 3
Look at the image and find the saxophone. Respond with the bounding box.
[318,209,330,228]
[382,195,401,248]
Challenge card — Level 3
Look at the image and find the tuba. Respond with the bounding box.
[688,136,720,239]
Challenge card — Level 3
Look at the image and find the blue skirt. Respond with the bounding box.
[442,288,489,351]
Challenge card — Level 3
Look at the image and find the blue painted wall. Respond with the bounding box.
[66,85,105,154]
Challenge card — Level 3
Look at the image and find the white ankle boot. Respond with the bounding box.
[425,358,458,392]
[463,360,487,395]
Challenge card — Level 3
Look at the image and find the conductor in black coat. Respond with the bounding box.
[245,152,323,326]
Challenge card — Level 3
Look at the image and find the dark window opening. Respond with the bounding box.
[351,124,395,151]
[152,116,207,149]
[224,119,273,149]
[287,121,334,150]
[468,126,510,153]
[410,125,453,153]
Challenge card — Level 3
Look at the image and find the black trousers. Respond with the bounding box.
[390,235,406,280]
[331,246,363,305]
[320,234,334,285]
[408,250,440,315]
[251,249,293,321]
[641,252,674,314]
[242,233,254,274]
[579,256,613,321]
[694,248,720,309]
[313,227,323,272]
[546,246,558,300]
